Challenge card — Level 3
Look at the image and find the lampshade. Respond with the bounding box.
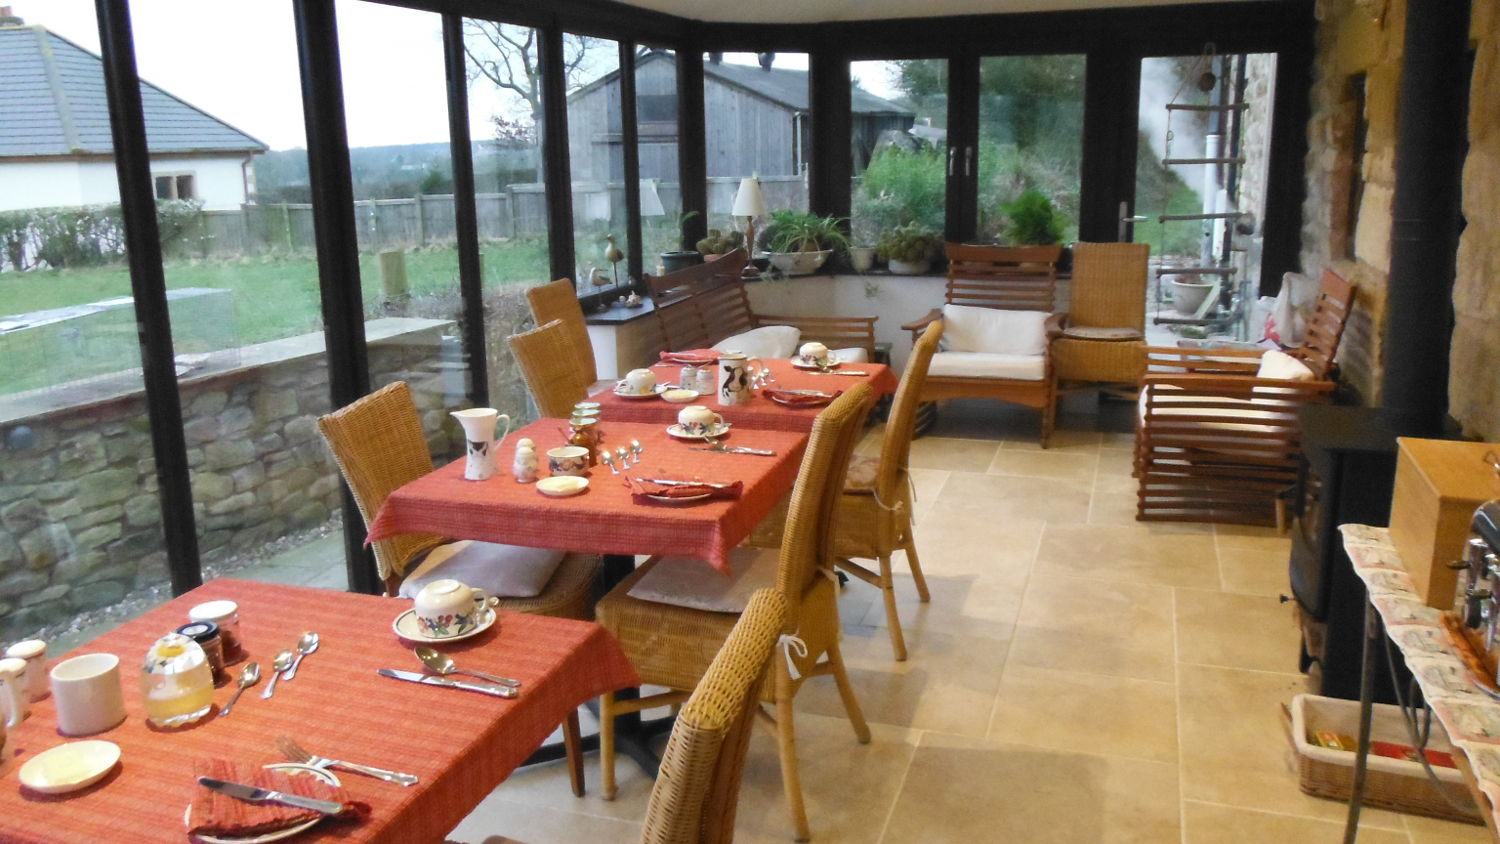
[731,176,766,218]
[639,179,666,217]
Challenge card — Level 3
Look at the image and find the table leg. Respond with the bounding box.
[1343,596,1380,843]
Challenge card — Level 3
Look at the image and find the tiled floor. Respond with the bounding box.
[442,396,1490,843]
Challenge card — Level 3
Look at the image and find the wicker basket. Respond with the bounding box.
[1288,693,1483,824]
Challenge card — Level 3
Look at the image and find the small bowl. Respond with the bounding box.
[661,389,699,404]
[536,476,589,497]
[19,740,121,794]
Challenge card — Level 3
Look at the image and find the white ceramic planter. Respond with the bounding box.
[768,250,832,276]
[1169,279,1217,315]
[849,246,876,274]
[887,258,931,275]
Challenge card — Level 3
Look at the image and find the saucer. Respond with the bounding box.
[613,384,668,400]
[661,388,699,404]
[187,763,340,844]
[536,476,588,497]
[392,607,498,643]
[19,740,120,795]
[791,358,836,370]
[667,422,731,440]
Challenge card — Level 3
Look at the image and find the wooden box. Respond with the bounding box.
[1389,438,1500,609]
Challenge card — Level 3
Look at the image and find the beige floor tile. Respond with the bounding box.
[1215,523,1294,554]
[1088,491,1216,533]
[1182,801,1409,844]
[906,436,1001,471]
[1403,812,1493,842]
[1037,523,1221,588]
[986,448,1100,484]
[987,664,1178,763]
[906,467,949,523]
[1219,545,1293,597]
[1009,575,1176,682]
[934,471,1094,523]
[1175,587,1303,673]
[882,732,1180,843]
[1100,430,1137,451]
[447,796,642,843]
[796,625,1007,737]
[999,427,1102,454]
[856,569,1026,643]
[912,504,1043,577]
[1096,447,1137,477]
[1177,663,1405,830]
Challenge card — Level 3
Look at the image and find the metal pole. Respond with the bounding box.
[93,0,202,595]
[539,24,576,285]
[619,41,644,292]
[443,14,489,408]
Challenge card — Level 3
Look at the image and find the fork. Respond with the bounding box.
[276,735,420,787]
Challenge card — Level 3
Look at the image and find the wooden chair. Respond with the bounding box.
[641,589,788,844]
[1053,242,1150,387]
[596,385,876,842]
[508,319,588,418]
[1133,270,1357,525]
[315,381,600,795]
[525,279,614,394]
[901,243,1064,447]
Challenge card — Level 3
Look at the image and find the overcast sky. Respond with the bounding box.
[24,1,895,152]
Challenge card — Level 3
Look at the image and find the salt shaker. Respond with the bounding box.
[0,657,27,728]
[513,437,539,483]
[680,365,698,392]
[694,367,716,396]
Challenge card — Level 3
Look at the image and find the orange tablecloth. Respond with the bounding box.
[365,419,808,573]
[0,579,637,844]
[591,359,897,433]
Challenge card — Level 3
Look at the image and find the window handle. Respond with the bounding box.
[965,146,974,177]
[948,147,956,177]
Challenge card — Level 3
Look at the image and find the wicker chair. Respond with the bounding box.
[316,381,601,795]
[901,243,1063,447]
[525,279,614,394]
[508,319,589,418]
[1053,242,1150,388]
[596,385,876,842]
[1133,269,1357,525]
[641,588,788,844]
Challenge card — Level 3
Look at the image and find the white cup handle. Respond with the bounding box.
[470,589,489,612]
[495,414,511,449]
[712,413,725,428]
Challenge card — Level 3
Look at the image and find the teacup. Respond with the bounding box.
[414,579,489,638]
[618,368,657,396]
[678,405,724,436]
[548,446,590,476]
[798,341,830,365]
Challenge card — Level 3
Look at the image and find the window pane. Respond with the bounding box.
[0,5,169,645]
[637,47,681,274]
[850,59,945,251]
[703,51,809,232]
[976,55,1084,243]
[565,34,628,301]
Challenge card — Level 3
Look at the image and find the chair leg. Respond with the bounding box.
[600,692,618,800]
[902,536,930,603]
[827,639,871,744]
[563,709,584,797]
[1039,395,1056,449]
[774,695,813,842]
[879,554,908,662]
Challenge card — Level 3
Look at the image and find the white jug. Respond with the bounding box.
[451,408,511,481]
[717,352,760,407]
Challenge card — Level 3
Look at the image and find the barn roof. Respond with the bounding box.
[0,24,266,159]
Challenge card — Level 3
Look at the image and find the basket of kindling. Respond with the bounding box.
[1287,693,1483,824]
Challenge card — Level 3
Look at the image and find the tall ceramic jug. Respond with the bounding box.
[717,352,760,407]
[451,408,512,481]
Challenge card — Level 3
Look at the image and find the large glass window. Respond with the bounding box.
[637,47,682,274]
[976,55,1085,244]
[850,59,947,251]
[703,51,810,234]
[564,34,629,302]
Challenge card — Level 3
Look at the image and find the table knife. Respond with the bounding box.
[810,370,868,376]
[197,777,344,815]
[689,446,777,456]
[376,668,517,698]
[634,478,736,489]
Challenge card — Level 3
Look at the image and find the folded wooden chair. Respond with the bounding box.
[508,319,588,418]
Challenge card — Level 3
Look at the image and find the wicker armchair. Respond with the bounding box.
[641,589,788,844]
[316,381,601,795]
[526,279,614,394]
[596,385,876,842]
[1053,242,1150,387]
[508,319,589,418]
[1133,270,1357,525]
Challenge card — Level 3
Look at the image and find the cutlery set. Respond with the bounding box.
[256,631,319,702]
[600,439,645,475]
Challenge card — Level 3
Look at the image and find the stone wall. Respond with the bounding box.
[0,318,457,640]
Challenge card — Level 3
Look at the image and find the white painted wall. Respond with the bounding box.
[0,154,250,212]
[148,155,250,211]
[0,161,88,210]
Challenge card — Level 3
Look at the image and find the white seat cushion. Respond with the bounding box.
[829,347,869,364]
[716,325,801,360]
[398,540,566,599]
[626,547,778,613]
[928,351,1045,381]
[1256,349,1315,380]
[941,304,1049,355]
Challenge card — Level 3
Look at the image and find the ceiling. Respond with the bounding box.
[609,0,1264,25]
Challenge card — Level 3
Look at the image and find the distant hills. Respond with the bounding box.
[253,141,539,203]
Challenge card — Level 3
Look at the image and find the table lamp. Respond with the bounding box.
[731,175,766,254]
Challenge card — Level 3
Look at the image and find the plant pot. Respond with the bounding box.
[768,250,832,276]
[849,246,876,274]
[887,258,931,275]
[1170,279,1217,315]
[660,251,701,274]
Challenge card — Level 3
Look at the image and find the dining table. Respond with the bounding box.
[590,358,898,433]
[0,579,638,844]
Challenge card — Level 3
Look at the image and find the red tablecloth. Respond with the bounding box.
[591,359,898,433]
[0,579,637,844]
[365,419,808,573]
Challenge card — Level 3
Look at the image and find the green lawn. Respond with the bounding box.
[0,240,549,395]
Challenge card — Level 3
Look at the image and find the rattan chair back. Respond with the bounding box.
[1291,269,1356,379]
[508,319,589,418]
[777,384,874,626]
[641,589,788,844]
[1068,242,1149,330]
[944,242,1062,312]
[526,278,597,384]
[316,382,444,588]
[878,321,942,503]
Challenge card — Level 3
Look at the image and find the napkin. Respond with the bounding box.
[187,759,368,839]
[764,388,841,408]
[632,480,743,503]
[659,349,720,366]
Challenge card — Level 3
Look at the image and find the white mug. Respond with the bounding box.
[0,657,27,728]
[414,579,490,638]
[717,352,760,407]
[677,405,724,435]
[798,341,830,365]
[50,653,126,736]
[619,368,657,395]
[5,639,48,702]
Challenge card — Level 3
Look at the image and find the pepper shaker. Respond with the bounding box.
[694,367,716,396]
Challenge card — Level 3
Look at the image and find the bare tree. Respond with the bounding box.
[462,21,600,127]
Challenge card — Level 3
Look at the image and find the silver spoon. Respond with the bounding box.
[629,439,643,466]
[281,631,319,681]
[600,451,619,474]
[220,662,260,717]
[412,646,520,689]
[616,446,630,469]
[260,650,294,699]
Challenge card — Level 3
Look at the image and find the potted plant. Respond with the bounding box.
[695,228,744,263]
[1000,189,1070,271]
[759,209,849,276]
[659,210,702,274]
[877,223,942,274]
